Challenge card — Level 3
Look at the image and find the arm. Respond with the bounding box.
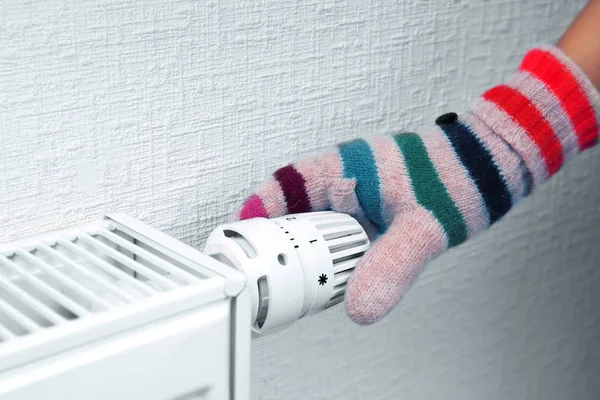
[237,2,600,324]
[559,0,600,91]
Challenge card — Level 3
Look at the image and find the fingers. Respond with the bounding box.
[236,179,287,220]
[344,207,448,325]
[237,153,339,220]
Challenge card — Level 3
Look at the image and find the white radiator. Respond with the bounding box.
[0,212,369,399]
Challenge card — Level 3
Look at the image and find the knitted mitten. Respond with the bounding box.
[237,46,600,325]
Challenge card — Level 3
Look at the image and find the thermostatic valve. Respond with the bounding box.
[203,211,370,337]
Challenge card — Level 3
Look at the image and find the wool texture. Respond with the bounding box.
[237,46,600,324]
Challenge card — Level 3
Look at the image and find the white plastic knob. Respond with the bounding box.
[203,211,370,337]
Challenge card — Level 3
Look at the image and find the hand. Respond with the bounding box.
[237,113,527,324]
[237,46,599,324]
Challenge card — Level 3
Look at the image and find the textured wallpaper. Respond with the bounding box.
[1,0,599,399]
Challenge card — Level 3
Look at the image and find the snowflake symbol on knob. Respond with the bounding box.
[318,274,328,286]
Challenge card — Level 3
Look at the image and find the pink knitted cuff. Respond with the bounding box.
[472,46,600,188]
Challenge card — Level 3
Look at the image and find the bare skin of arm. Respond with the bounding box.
[558,0,600,90]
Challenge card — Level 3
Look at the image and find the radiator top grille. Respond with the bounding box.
[0,217,214,345]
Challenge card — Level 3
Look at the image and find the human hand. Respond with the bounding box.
[236,46,599,324]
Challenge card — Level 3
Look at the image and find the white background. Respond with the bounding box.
[1,0,599,398]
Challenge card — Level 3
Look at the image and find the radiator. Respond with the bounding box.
[0,211,369,399]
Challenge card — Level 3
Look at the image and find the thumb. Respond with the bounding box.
[345,207,448,325]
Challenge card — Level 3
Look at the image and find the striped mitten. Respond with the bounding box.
[237,46,600,325]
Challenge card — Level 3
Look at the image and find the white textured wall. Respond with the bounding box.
[1,0,599,399]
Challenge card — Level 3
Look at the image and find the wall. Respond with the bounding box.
[1,0,599,399]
